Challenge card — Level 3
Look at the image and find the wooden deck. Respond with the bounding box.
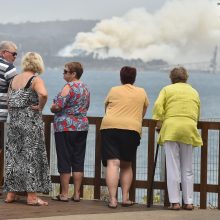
[0,195,160,220]
[1,195,220,220]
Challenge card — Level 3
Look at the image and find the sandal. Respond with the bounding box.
[168,203,180,210]
[107,199,118,209]
[183,204,194,210]
[52,194,69,202]
[121,201,136,207]
[71,196,80,202]
[108,203,118,209]
[27,197,48,206]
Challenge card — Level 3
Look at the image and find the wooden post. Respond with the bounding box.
[147,120,156,206]
[218,130,220,209]
[94,118,102,199]
[200,124,208,209]
[0,122,5,187]
[164,164,170,207]
[130,155,136,202]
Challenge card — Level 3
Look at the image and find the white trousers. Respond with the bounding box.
[164,141,193,204]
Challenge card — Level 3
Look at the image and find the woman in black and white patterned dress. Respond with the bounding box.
[4,52,52,206]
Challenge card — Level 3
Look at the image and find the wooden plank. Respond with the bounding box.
[0,197,155,220]
[200,125,208,209]
[198,121,220,130]
[94,119,102,199]
[130,155,136,201]
[43,117,51,163]
[0,122,4,186]
[147,120,156,206]
[163,163,169,207]
[218,131,220,209]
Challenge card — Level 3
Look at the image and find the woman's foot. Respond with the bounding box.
[71,192,80,202]
[108,198,118,209]
[27,197,48,206]
[27,192,48,206]
[121,200,136,207]
[183,204,194,210]
[168,203,181,210]
[52,194,69,202]
[5,192,19,203]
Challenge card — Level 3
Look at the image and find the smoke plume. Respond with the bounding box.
[58,0,220,64]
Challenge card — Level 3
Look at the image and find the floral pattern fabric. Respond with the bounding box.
[4,80,52,193]
[53,81,90,132]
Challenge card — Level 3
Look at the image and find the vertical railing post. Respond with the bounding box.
[0,122,4,187]
[163,164,169,207]
[94,118,102,199]
[130,155,136,202]
[43,115,52,163]
[147,120,156,206]
[218,130,220,209]
[200,124,208,209]
[43,115,53,194]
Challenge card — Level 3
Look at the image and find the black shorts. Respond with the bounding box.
[101,129,140,166]
[55,131,88,173]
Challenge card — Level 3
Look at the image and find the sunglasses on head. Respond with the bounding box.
[5,50,17,57]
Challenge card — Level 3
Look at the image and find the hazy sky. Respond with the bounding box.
[0,0,167,23]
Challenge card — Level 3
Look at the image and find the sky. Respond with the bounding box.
[0,0,167,23]
[1,0,219,64]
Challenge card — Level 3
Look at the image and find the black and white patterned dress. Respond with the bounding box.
[4,76,52,193]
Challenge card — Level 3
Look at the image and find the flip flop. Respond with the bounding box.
[168,203,180,210]
[52,195,69,202]
[121,201,136,207]
[108,203,118,209]
[183,204,194,210]
[27,197,48,206]
[71,197,80,202]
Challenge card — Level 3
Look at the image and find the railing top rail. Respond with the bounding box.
[41,115,220,130]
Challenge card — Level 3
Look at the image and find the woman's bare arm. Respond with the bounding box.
[31,76,48,111]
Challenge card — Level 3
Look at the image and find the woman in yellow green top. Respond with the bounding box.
[152,66,203,211]
[100,66,149,208]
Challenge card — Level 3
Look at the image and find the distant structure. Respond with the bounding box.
[158,46,219,74]
[209,46,218,74]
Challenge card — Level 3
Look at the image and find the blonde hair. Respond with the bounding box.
[21,52,44,74]
[169,66,188,84]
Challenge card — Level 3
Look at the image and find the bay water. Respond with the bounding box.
[41,69,220,120]
[42,69,220,205]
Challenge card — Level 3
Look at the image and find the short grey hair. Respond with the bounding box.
[169,66,188,84]
[0,41,17,52]
[21,52,45,74]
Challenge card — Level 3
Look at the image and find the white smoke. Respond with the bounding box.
[58,0,220,63]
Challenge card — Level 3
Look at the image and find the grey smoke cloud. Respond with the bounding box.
[58,0,220,64]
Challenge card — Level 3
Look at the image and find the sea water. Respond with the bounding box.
[42,69,220,205]
[42,69,220,120]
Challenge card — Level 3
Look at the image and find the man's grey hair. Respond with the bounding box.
[0,41,17,52]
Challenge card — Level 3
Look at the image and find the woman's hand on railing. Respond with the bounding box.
[156,120,162,133]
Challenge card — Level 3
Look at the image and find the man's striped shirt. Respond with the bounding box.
[0,57,16,122]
